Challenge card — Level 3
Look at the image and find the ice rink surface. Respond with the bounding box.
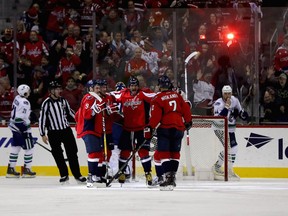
[0,177,287,216]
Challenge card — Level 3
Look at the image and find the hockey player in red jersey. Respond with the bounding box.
[145,75,192,190]
[112,76,155,186]
[75,79,107,187]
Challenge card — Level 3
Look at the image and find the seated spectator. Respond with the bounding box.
[95,65,116,92]
[21,5,40,32]
[274,73,288,122]
[41,55,56,82]
[261,87,278,123]
[110,32,126,58]
[125,47,151,78]
[49,39,65,72]
[193,70,215,108]
[73,38,91,74]
[61,77,82,112]
[0,76,15,121]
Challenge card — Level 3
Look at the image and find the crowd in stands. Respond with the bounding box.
[0,0,287,124]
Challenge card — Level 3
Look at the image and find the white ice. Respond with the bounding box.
[0,177,287,216]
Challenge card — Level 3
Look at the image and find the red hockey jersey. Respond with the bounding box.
[113,89,155,131]
[149,90,192,131]
[75,93,104,138]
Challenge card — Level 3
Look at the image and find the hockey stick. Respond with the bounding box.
[35,141,68,162]
[183,52,199,177]
[102,110,110,187]
[106,124,160,187]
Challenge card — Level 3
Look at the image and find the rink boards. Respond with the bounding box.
[0,125,288,178]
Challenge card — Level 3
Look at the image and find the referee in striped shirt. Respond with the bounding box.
[39,80,86,184]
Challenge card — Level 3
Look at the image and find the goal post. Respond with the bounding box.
[179,115,228,181]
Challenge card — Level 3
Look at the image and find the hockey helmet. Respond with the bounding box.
[86,79,97,89]
[49,80,62,90]
[222,85,232,94]
[158,75,172,90]
[100,79,107,86]
[128,76,139,86]
[17,84,30,97]
[115,82,126,91]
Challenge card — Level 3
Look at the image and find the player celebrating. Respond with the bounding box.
[213,85,249,180]
[7,84,36,178]
[112,76,155,186]
[145,75,192,190]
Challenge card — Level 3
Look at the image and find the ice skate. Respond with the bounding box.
[151,176,164,187]
[6,164,20,178]
[213,164,224,180]
[160,172,176,191]
[22,165,36,178]
[145,172,153,186]
[228,168,240,181]
[59,176,69,185]
[118,172,126,184]
[75,176,86,184]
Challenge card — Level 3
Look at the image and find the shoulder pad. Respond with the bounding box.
[23,101,29,105]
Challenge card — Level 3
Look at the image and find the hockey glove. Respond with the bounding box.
[106,103,120,115]
[230,108,239,119]
[144,126,154,141]
[91,101,105,114]
[184,121,192,131]
[239,110,249,121]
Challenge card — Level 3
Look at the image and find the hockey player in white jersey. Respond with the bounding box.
[6,84,36,178]
[213,85,249,180]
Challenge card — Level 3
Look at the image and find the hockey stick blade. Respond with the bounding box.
[184,51,199,64]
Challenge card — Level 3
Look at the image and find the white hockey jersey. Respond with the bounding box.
[213,95,243,132]
[9,95,31,132]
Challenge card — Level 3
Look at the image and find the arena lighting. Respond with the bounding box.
[199,34,206,40]
[226,32,235,40]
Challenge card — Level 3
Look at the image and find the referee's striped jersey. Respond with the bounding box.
[39,96,75,136]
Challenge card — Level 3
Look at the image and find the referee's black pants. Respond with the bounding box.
[48,127,82,178]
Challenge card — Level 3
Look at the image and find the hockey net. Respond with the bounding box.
[178,115,228,181]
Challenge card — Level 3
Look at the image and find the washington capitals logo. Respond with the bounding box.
[245,133,273,149]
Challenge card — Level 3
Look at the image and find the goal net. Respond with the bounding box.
[178,115,228,181]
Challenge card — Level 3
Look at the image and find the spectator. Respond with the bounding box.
[274,73,288,122]
[95,31,111,64]
[206,13,221,41]
[61,77,82,112]
[45,0,68,43]
[0,28,19,82]
[110,32,126,58]
[95,65,116,92]
[48,39,65,72]
[99,8,126,38]
[125,47,150,78]
[0,56,9,78]
[56,45,81,85]
[73,38,91,74]
[123,0,143,39]
[274,33,288,75]
[141,37,160,76]
[21,30,49,67]
[21,6,40,32]
[193,70,215,109]
[0,76,15,121]
[107,50,126,82]
[261,87,278,123]
[41,55,55,82]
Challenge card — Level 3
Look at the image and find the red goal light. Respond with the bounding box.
[226,33,235,40]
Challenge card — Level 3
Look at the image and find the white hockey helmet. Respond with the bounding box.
[222,85,232,94]
[17,84,30,97]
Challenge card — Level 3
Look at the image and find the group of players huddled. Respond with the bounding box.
[5,74,249,190]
